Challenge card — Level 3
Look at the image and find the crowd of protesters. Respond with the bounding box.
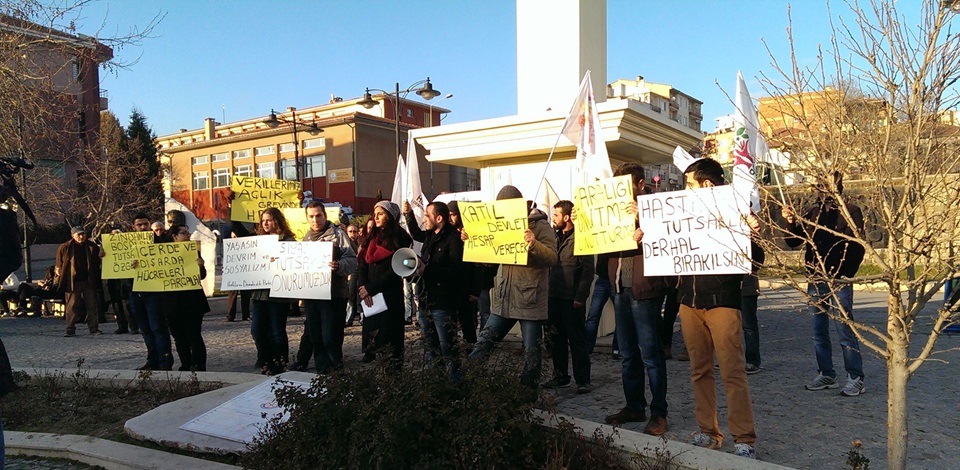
[0,158,874,462]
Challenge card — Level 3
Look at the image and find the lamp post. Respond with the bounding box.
[357,78,442,158]
[262,107,323,183]
[427,93,453,194]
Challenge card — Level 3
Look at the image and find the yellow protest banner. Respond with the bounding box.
[573,175,638,255]
[281,207,310,241]
[325,205,341,223]
[459,198,529,265]
[230,176,302,223]
[132,241,203,292]
[101,231,154,279]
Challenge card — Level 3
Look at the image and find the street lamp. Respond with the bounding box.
[357,77,442,157]
[262,107,323,183]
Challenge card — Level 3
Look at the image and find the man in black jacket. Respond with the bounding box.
[783,173,866,397]
[543,200,594,393]
[404,200,464,378]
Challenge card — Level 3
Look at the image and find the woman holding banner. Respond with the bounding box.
[356,201,412,371]
[251,208,297,375]
[168,225,209,371]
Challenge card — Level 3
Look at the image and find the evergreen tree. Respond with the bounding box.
[125,108,164,209]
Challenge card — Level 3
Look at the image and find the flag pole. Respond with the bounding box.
[531,130,565,208]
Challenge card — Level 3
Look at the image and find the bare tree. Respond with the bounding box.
[756,1,960,468]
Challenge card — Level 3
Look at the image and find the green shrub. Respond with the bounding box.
[243,362,552,470]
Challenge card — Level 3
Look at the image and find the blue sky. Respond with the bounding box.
[67,0,915,137]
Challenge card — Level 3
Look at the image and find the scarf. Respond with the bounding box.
[364,236,395,264]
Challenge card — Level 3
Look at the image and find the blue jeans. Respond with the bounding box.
[419,308,462,379]
[251,300,290,372]
[469,314,542,386]
[585,277,617,354]
[614,289,668,417]
[303,298,346,374]
[809,282,863,379]
[403,279,422,322]
[741,295,761,367]
[129,292,172,369]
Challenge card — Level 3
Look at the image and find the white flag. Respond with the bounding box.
[561,71,613,182]
[732,71,761,212]
[672,145,702,174]
[404,137,428,230]
[390,155,406,206]
[537,178,561,213]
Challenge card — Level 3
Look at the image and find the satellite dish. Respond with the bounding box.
[391,247,419,278]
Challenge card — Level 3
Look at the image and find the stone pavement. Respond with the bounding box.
[2,287,959,469]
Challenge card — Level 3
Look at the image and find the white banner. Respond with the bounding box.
[637,185,751,276]
[220,235,278,290]
[268,241,334,300]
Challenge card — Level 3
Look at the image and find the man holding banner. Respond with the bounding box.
[602,163,671,437]
[297,201,357,375]
[127,212,174,371]
[467,185,558,388]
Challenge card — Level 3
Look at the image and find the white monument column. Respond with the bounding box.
[516,0,607,115]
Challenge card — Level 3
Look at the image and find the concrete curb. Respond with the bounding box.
[758,277,932,292]
[536,411,796,470]
[5,432,240,470]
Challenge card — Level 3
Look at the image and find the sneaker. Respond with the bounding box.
[114,328,128,335]
[643,415,669,436]
[90,330,103,336]
[576,383,591,395]
[734,443,756,459]
[604,406,646,426]
[805,373,839,391]
[63,331,75,337]
[541,377,571,389]
[840,374,866,396]
[611,350,622,360]
[745,363,761,375]
[690,432,721,449]
[288,362,307,372]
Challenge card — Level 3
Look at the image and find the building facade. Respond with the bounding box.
[156,96,475,222]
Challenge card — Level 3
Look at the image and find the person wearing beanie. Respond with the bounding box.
[357,200,413,370]
[468,185,558,387]
[55,226,103,336]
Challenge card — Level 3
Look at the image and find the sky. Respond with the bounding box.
[62,0,922,137]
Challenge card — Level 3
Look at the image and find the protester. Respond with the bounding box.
[603,163,670,437]
[446,201,480,347]
[12,267,61,317]
[128,213,174,371]
[291,201,357,374]
[742,242,765,374]
[56,226,104,337]
[467,185,558,387]
[250,208,298,375]
[225,221,255,322]
[783,172,866,396]
[404,200,464,378]
[345,224,361,326]
[150,222,165,239]
[167,225,209,371]
[670,158,759,459]
[543,200,594,393]
[584,253,620,358]
[165,210,186,230]
[356,201,412,370]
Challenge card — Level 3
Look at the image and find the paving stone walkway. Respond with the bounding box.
[2,287,958,469]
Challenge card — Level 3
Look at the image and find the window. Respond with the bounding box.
[213,168,230,188]
[256,162,275,179]
[406,108,414,118]
[304,155,326,178]
[235,164,252,177]
[279,143,296,153]
[192,171,209,190]
[302,137,325,150]
[254,145,274,156]
[232,149,251,159]
[211,152,229,162]
[280,159,298,181]
[192,155,208,165]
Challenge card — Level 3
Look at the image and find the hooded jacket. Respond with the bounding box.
[491,186,559,321]
[303,221,358,299]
